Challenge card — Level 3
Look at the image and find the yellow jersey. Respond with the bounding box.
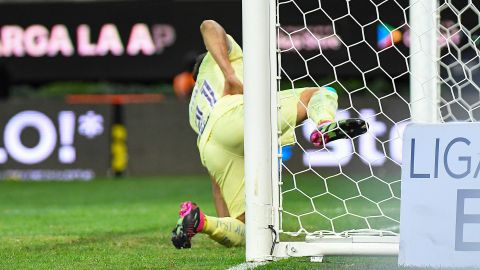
[188,35,243,135]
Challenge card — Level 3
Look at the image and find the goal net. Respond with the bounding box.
[243,0,480,261]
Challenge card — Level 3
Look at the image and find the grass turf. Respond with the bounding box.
[0,176,415,269]
[0,177,244,269]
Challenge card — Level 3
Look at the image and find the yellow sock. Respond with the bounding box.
[202,216,245,247]
[308,87,338,124]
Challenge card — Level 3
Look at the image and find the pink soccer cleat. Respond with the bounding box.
[171,201,206,249]
[310,119,368,148]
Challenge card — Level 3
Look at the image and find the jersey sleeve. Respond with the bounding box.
[227,35,242,61]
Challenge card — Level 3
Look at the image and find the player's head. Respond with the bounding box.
[192,52,207,82]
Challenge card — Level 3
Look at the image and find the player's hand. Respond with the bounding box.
[223,73,243,96]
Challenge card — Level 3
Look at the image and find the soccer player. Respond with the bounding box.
[171,20,367,248]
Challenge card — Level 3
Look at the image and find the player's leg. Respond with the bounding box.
[171,171,245,249]
[278,86,335,145]
[297,87,337,123]
[279,87,367,147]
[172,96,246,248]
[199,103,246,246]
[171,180,244,249]
[171,170,245,249]
[302,87,367,147]
[177,145,245,248]
[171,201,244,249]
[211,176,230,217]
[208,176,247,247]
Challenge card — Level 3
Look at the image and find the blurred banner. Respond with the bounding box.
[0,99,204,180]
[0,0,476,82]
[0,0,241,82]
[0,100,111,180]
[0,94,477,180]
[0,97,407,180]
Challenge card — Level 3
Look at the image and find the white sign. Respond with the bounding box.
[399,123,480,268]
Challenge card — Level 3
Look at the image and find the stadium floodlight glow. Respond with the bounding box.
[243,0,479,263]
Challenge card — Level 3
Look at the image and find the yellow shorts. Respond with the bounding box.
[197,88,311,218]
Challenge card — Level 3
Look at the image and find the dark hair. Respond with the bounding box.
[192,52,207,81]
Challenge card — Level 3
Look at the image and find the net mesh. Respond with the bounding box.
[276,0,480,239]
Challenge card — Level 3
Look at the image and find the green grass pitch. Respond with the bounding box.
[0,176,432,269]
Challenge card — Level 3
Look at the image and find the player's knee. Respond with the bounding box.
[200,20,218,31]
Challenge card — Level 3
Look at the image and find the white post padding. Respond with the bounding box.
[409,0,440,123]
[243,0,276,262]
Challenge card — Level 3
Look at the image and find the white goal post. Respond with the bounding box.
[243,0,477,262]
[243,0,278,261]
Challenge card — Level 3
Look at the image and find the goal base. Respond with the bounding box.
[273,230,399,258]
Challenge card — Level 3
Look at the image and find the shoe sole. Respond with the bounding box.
[172,222,192,249]
[172,207,202,249]
[325,118,368,143]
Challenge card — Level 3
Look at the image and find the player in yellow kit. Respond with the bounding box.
[171,20,367,249]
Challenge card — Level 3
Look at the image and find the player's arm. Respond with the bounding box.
[200,20,243,96]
